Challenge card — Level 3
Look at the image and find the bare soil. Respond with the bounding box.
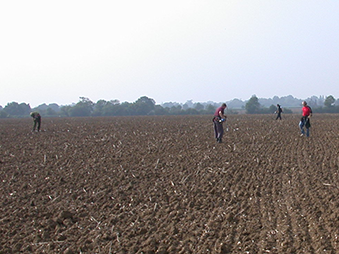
[1,114,339,253]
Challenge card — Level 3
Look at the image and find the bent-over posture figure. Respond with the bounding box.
[30,112,41,132]
[213,103,227,143]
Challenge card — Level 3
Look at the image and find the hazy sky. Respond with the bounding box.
[1,1,339,107]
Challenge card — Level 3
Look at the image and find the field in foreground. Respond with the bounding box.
[1,114,339,253]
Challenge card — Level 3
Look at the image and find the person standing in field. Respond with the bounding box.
[275,104,283,120]
[30,112,41,132]
[299,101,312,137]
[213,103,227,143]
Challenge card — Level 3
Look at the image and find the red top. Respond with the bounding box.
[302,106,312,117]
[214,106,225,117]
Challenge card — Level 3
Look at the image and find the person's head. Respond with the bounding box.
[302,101,307,106]
[221,103,227,109]
[277,104,280,107]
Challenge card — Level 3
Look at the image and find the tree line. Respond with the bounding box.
[0,95,338,118]
[0,96,218,118]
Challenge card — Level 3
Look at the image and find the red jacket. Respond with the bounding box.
[302,106,312,117]
[214,106,225,117]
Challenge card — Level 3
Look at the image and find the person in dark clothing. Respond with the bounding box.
[275,104,283,120]
[30,112,41,132]
[213,103,227,143]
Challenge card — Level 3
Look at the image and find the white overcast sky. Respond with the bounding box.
[1,1,339,107]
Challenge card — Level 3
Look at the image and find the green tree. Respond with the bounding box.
[3,102,31,116]
[168,105,182,115]
[46,107,57,116]
[70,97,94,117]
[182,103,189,110]
[194,103,204,111]
[92,99,108,116]
[154,105,168,115]
[205,104,216,114]
[0,110,8,118]
[185,108,199,115]
[269,105,277,113]
[102,100,122,116]
[245,95,261,114]
[283,108,293,114]
[32,103,60,116]
[60,105,72,117]
[324,95,335,108]
[133,96,156,115]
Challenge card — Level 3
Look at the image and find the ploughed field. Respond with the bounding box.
[1,114,339,253]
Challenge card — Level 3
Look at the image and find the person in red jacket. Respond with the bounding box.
[213,103,227,143]
[299,101,312,137]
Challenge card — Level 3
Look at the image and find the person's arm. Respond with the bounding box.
[219,110,227,119]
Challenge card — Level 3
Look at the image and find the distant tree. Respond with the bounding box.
[70,97,94,117]
[227,98,245,109]
[133,96,156,115]
[307,96,319,108]
[33,103,60,116]
[184,108,199,115]
[245,95,261,114]
[194,103,204,111]
[0,110,8,118]
[168,105,182,115]
[118,102,133,116]
[205,104,216,114]
[227,109,239,114]
[92,99,109,116]
[3,102,31,116]
[324,95,335,108]
[33,103,49,112]
[283,108,293,114]
[46,107,57,116]
[184,100,194,108]
[60,105,72,117]
[182,103,189,110]
[269,105,277,114]
[104,101,122,116]
[162,102,180,108]
[153,105,168,115]
[48,103,61,112]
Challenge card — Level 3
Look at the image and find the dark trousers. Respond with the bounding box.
[214,121,224,140]
[33,118,41,131]
[299,117,310,137]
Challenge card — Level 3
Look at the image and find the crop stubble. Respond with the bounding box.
[1,114,339,253]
